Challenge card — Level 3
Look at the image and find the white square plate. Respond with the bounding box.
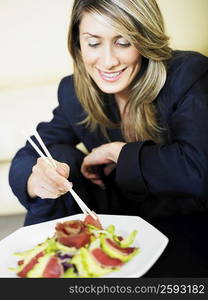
[0,214,168,278]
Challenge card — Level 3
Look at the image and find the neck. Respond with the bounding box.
[115,90,128,104]
[114,92,128,118]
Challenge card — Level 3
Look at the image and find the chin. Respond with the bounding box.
[94,80,126,94]
[98,86,122,94]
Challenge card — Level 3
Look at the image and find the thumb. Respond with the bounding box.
[56,162,70,178]
[103,163,116,176]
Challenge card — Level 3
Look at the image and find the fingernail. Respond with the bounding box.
[64,181,73,190]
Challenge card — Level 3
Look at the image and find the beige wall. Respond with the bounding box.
[0,0,207,90]
[0,0,73,90]
[158,0,208,56]
[0,0,207,216]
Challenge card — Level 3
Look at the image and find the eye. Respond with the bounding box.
[117,42,131,48]
[116,38,131,48]
[88,43,100,48]
[87,38,100,48]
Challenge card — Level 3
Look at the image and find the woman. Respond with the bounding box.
[9,0,208,277]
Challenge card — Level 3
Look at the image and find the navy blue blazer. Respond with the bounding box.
[9,50,208,224]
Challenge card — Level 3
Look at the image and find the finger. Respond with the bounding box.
[85,172,101,180]
[44,179,73,195]
[43,169,72,194]
[55,178,73,193]
[80,165,91,178]
[37,186,61,199]
[104,163,116,176]
[37,157,53,169]
[39,179,63,195]
[44,174,72,195]
[32,166,66,193]
[32,166,57,187]
[32,173,69,197]
[35,157,55,178]
[56,163,70,178]
[35,158,73,192]
[37,158,69,178]
[41,165,72,190]
[81,170,101,181]
[81,163,100,177]
[41,182,70,197]
[91,178,104,185]
[90,179,106,190]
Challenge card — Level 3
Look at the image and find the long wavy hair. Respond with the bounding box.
[68,0,172,142]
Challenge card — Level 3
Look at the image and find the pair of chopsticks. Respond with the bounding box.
[22,130,97,220]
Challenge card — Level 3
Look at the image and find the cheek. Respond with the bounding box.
[120,49,141,66]
[81,47,98,66]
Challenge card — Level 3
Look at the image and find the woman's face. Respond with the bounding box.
[79,13,142,99]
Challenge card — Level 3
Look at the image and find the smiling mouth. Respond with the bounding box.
[98,67,127,81]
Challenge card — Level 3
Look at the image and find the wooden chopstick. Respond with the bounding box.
[22,131,97,220]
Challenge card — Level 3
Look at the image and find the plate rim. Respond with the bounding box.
[0,214,169,278]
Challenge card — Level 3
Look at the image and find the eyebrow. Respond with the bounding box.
[82,32,122,39]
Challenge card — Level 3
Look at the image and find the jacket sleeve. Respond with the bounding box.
[116,71,208,198]
[9,76,80,214]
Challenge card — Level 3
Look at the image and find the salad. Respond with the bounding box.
[10,215,139,278]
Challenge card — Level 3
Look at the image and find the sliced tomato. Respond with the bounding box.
[106,238,136,255]
[91,248,123,267]
[84,214,103,229]
[17,251,44,278]
[57,232,91,248]
[42,256,64,278]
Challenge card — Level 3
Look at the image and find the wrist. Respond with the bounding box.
[108,142,126,163]
[27,174,37,198]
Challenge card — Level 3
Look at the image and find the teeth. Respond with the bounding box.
[101,71,121,78]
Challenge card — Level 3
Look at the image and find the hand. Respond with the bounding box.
[27,157,72,199]
[80,142,126,188]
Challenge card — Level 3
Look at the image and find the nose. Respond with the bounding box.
[101,45,119,70]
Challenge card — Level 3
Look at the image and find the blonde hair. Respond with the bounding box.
[68,0,172,142]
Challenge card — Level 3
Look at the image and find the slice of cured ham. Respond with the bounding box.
[91,248,123,267]
[17,251,44,278]
[56,220,85,236]
[42,256,64,278]
[83,214,103,229]
[55,220,91,248]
